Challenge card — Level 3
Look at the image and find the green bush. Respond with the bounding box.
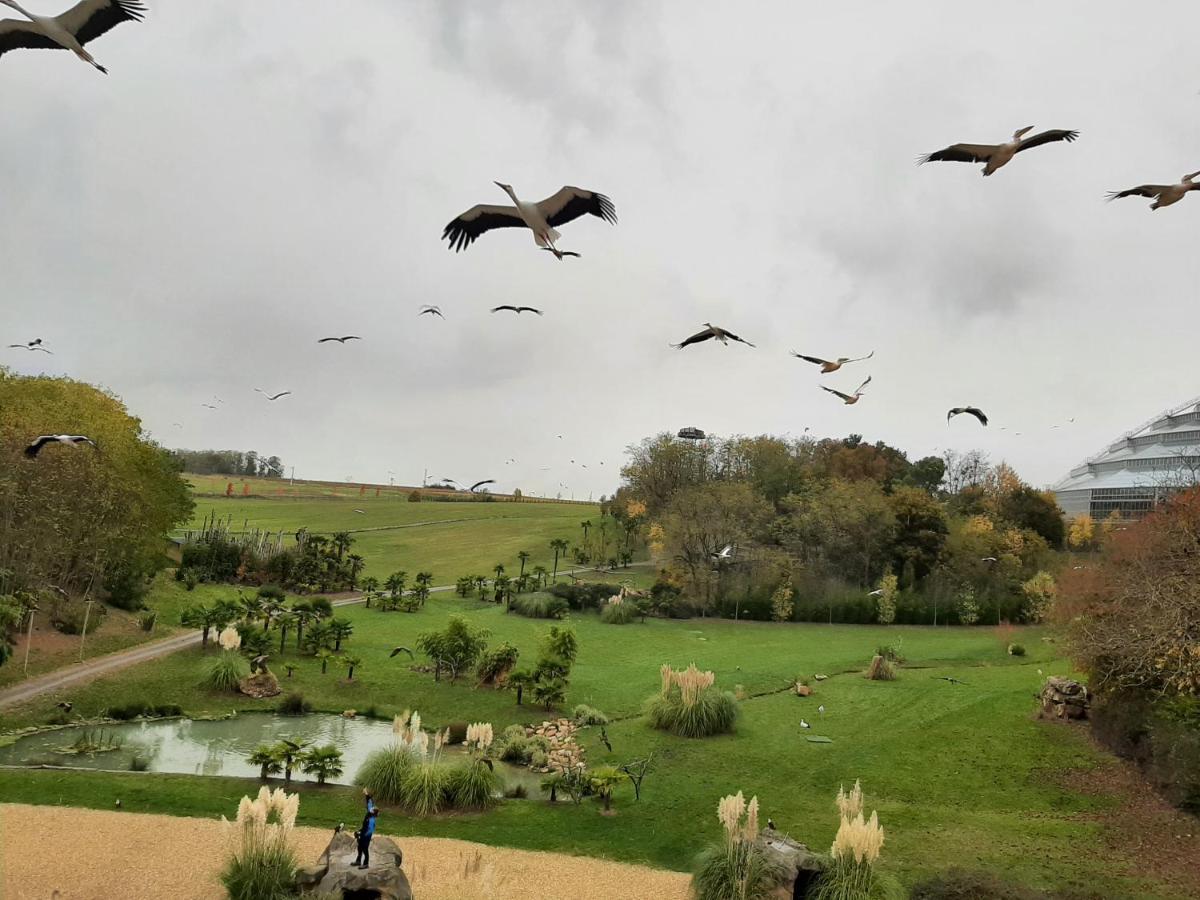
[400,763,451,816]
[220,825,297,900]
[108,701,181,721]
[1007,643,1026,657]
[510,594,569,619]
[446,760,502,810]
[572,704,609,727]
[529,749,549,769]
[137,612,157,632]
[204,650,249,692]
[813,859,904,900]
[646,689,738,738]
[600,602,638,624]
[477,642,520,685]
[548,581,622,611]
[355,744,416,805]
[277,693,311,716]
[129,755,150,772]
[692,839,787,900]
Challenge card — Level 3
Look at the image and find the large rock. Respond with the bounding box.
[1039,676,1090,720]
[760,829,827,899]
[298,830,412,899]
[238,671,281,699]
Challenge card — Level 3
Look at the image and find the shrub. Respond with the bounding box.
[408,490,422,502]
[572,705,609,727]
[866,655,895,681]
[49,599,103,636]
[220,786,300,900]
[770,579,795,623]
[355,744,416,805]
[510,594,569,619]
[137,611,157,632]
[129,755,150,772]
[691,791,785,900]
[477,642,520,685]
[529,749,549,769]
[505,784,528,799]
[1007,643,1026,657]
[108,701,182,721]
[600,601,637,624]
[499,734,532,763]
[647,665,738,738]
[204,650,249,692]
[874,573,899,626]
[417,615,489,681]
[446,760,502,810]
[400,762,451,816]
[812,781,900,900]
[874,643,905,664]
[180,567,200,591]
[277,693,311,716]
[548,581,621,611]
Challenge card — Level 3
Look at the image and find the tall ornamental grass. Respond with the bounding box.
[204,649,249,692]
[600,599,638,624]
[220,786,300,900]
[646,663,738,737]
[812,780,902,900]
[354,710,424,804]
[692,791,785,900]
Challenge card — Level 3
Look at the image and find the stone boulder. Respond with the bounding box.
[297,830,412,899]
[794,683,813,697]
[760,829,827,899]
[238,671,281,699]
[1039,676,1090,720]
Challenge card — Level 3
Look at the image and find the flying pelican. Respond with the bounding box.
[443,184,617,253]
[1107,171,1200,209]
[317,335,361,344]
[0,0,145,73]
[820,376,871,405]
[947,407,988,426]
[418,305,444,318]
[469,479,496,493]
[389,646,415,659]
[24,434,97,457]
[255,389,292,401]
[492,305,543,315]
[919,126,1079,176]
[790,350,873,373]
[542,248,581,261]
[671,323,755,349]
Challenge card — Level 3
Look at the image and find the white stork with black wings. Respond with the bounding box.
[443,183,617,253]
[919,126,1079,176]
[0,0,145,73]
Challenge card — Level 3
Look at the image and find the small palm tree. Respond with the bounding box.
[493,563,506,580]
[590,766,623,813]
[532,565,548,588]
[517,550,531,579]
[580,520,593,551]
[475,575,489,598]
[540,771,564,803]
[248,744,283,781]
[237,592,263,626]
[508,668,534,706]
[331,531,352,561]
[550,538,569,582]
[337,654,363,681]
[455,576,474,597]
[316,648,335,674]
[300,743,344,786]
[274,611,297,655]
[360,575,380,608]
[329,618,354,651]
[346,553,365,589]
[493,574,511,605]
[273,739,309,787]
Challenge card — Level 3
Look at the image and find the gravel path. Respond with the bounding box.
[0,804,690,899]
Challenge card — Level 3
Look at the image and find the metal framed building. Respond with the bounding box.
[1052,396,1200,521]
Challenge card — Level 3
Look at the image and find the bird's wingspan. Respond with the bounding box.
[469,479,496,492]
[442,204,525,252]
[0,19,61,56]
[671,329,714,349]
[1106,185,1167,201]
[919,143,998,164]
[60,0,146,46]
[518,307,544,315]
[855,376,872,394]
[791,353,829,365]
[537,187,618,228]
[821,386,853,402]
[491,305,519,313]
[1014,129,1079,153]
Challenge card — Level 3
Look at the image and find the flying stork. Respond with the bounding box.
[0,0,145,73]
[820,376,872,405]
[317,335,361,344]
[255,389,292,401]
[790,350,873,373]
[947,407,988,426]
[491,305,543,315]
[418,305,444,318]
[919,126,1079,176]
[24,434,98,457]
[443,183,617,253]
[1107,171,1200,209]
[8,338,51,353]
[671,323,755,349]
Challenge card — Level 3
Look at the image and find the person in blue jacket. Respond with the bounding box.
[353,807,378,869]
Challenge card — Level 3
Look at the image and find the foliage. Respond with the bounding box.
[477,642,520,685]
[647,664,738,737]
[866,655,895,681]
[277,692,311,716]
[446,760,502,810]
[589,765,623,812]
[510,593,569,619]
[417,615,489,681]
[219,786,299,900]
[300,744,344,785]
[171,449,285,478]
[874,574,898,625]
[769,578,794,623]
[107,700,182,720]
[600,600,638,624]
[691,791,784,900]
[1007,643,1026,656]
[1067,515,1095,551]
[812,781,899,900]
[572,704,610,726]
[547,581,621,611]
[203,650,249,692]
[354,743,415,805]
[1020,572,1057,623]
[248,744,283,780]
[401,759,451,816]
[955,586,979,626]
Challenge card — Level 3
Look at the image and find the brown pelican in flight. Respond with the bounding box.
[0,0,145,73]
[821,376,872,405]
[790,350,873,373]
[671,323,755,349]
[1107,171,1200,209]
[443,184,616,253]
[919,126,1079,176]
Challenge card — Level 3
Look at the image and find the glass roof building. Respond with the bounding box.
[1052,396,1200,521]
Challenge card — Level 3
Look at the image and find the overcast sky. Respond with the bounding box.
[3,1,1198,499]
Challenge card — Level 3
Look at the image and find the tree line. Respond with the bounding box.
[170,448,285,478]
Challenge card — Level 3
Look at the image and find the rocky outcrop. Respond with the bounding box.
[1039,676,1090,720]
[297,830,412,899]
[760,829,827,899]
[238,671,281,699]
[527,718,585,773]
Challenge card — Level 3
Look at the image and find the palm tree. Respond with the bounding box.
[475,575,489,599]
[532,565,548,588]
[316,648,335,674]
[237,592,263,626]
[455,576,474,597]
[385,571,407,605]
[580,520,593,552]
[360,575,380,608]
[331,531,352,561]
[550,539,569,582]
[493,563,506,581]
[337,654,363,681]
[517,550,531,580]
[273,739,309,787]
[248,744,283,781]
[598,520,609,560]
[540,771,563,803]
[589,766,623,813]
[292,603,316,650]
[414,572,434,607]
[508,668,534,706]
[274,611,297,655]
[329,618,354,651]
[346,553,365,590]
[493,574,511,605]
[300,744,344,785]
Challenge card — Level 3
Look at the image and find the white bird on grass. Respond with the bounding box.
[0,0,145,73]
[817,705,825,715]
[443,183,616,254]
[800,719,811,729]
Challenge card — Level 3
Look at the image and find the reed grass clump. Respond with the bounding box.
[646,663,738,737]
[220,786,300,900]
[600,600,637,624]
[865,655,895,681]
[354,711,424,804]
[812,780,902,900]
[204,649,249,692]
[510,594,569,619]
[692,791,786,900]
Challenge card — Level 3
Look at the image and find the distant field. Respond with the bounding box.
[185,474,581,504]
[183,486,602,582]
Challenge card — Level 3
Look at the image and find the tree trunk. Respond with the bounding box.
[201,626,211,647]
[280,629,288,655]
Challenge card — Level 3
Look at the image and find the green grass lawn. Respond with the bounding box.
[0,593,1168,898]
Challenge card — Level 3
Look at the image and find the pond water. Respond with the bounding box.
[0,713,542,793]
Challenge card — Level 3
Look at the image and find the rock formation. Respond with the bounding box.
[297,830,412,899]
[1039,676,1090,720]
[238,671,281,699]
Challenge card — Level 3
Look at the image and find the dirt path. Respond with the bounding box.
[0,804,690,899]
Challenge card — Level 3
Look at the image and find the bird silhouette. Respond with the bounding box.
[419,305,444,318]
[491,305,543,315]
[25,435,98,458]
[948,407,989,426]
[389,646,415,659]
[255,389,292,401]
[317,335,362,344]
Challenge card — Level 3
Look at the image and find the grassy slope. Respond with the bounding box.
[0,595,1165,897]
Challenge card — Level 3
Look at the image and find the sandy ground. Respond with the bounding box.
[0,804,691,900]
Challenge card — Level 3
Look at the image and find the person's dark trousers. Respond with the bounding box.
[354,834,372,867]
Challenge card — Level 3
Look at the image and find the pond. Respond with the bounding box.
[0,713,543,794]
